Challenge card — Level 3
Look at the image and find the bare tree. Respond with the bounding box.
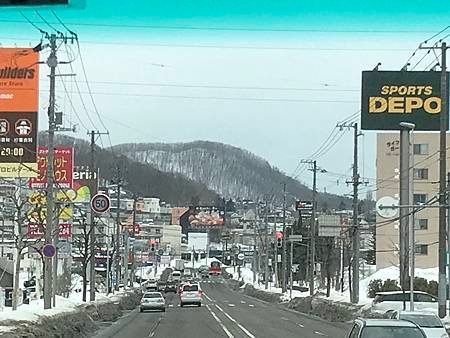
[71,209,95,302]
[0,183,44,311]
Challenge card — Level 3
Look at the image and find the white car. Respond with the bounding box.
[372,291,438,312]
[140,292,166,312]
[179,283,202,307]
[347,318,427,338]
[388,310,449,338]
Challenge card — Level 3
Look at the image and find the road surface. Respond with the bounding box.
[94,279,348,338]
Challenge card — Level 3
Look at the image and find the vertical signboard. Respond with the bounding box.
[29,146,74,189]
[0,48,39,177]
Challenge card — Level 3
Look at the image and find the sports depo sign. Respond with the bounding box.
[361,71,449,131]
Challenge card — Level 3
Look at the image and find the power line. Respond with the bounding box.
[0,18,443,34]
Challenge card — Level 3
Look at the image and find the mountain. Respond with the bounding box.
[39,135,219,205]
[113,141,350,209]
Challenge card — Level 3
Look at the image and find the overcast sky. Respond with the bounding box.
[1,0,449,197]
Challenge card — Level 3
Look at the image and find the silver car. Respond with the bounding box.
[140,292,166,312]
[388,311,449,338]
[179,283,202,307]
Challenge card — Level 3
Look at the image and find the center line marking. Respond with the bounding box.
[215,304,255,338]
[203,293,213,302]
[249,304,255,307]
[298,324,305,328]
[281,317,289,321]
[228,304,235,307]
[314,331,327,336]
[206,304,234,338]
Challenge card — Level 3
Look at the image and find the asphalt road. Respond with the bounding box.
[93,278,348,338]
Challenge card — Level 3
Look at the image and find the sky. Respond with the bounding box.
[1,0,450,197]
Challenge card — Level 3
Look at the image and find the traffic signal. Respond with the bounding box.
[276,231,283,248]
[151,243,155,252]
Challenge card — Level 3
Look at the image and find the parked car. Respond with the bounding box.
[165,280,178,293]
[387,310,449,338]
[372,291,438,312]
[347,318,426,338]
[140,292,166,312]
[179,283,202,307]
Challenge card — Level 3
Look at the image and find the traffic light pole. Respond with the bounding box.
[281,183,287,293]
[114,167,122,290]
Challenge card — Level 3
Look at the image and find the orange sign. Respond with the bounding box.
[0,48,39,112]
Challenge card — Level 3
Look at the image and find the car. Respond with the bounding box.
[171,271,182,282]
[347,318,427,338]
[388,310,449,338]
[198,265,209,273]
[179,283,202,307]
[157,281,166,292]
[165,280,178,293]
[372,291,438,312]
[140,292,166,312]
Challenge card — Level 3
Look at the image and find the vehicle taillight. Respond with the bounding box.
[198,291,203,297]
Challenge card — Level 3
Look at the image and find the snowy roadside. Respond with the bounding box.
[227,265,450,327]
[0,288,142,337]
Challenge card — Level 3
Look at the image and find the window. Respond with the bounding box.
[413,193,427,205]
[349,324,360,338]
[415,244,428,255]
[414,143,429,155]
[413,168,428,180]
[414,218,428,230]
[155,229,160,234]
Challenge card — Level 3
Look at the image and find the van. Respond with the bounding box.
[171,271,181,282]
[372,291,438,312]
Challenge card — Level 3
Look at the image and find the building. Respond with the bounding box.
[161,225,182,256]
[376,132,443,269]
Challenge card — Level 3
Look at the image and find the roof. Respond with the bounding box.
[396,311,438,316]
[375,290,430,295]
[358,319,418,327]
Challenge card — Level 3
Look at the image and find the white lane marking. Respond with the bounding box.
[314,331,327,336]
[169,304,174,307]
[240,301,246,304]
[248,304,255,308]
[206,304,234,338]
[215,304,255,338]
[228,304,235,307]
[203,293,213,302]
[149,332,155,338]
[281,317,289,321]
[298,324,305,328]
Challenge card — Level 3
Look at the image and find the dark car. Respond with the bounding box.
[165,281,177,293]
[157,281,166,292]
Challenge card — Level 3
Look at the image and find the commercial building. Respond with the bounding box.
[376,132,443,269]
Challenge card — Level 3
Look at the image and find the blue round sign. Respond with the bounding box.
[43,244,56,258]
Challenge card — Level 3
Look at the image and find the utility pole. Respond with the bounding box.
[281,183,287,293]
[272,201,279,288]
[264,199,269,290]
[311,161,317,297]
[130,196,137,287]
[337,122,363,304]
[114,166,122,290]
[301,159,324,296]
[44,34,57,310]
[88,130,107,300]
[419,42,449,318]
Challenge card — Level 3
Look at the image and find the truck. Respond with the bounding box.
[174,259,185,271]
[209,261,221,276]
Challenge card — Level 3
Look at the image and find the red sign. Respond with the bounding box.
[126,223,140,234]
[29,146,74,189]
[276,231,283,239]
[58,223,72,238]
[27,223,72,238]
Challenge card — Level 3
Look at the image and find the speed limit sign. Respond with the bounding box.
[91,193,111,214]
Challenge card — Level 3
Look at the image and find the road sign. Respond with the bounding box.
[57,241,71,259]
[237,253,245,260]
[376,196,399,218]
[91,193,111,214]
[158,249,164,256]
[289,235,303,242]
[296,200,313,211]
[43,244,56,258]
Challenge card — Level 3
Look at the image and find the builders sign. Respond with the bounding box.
[361,71,449,131]
[0,48,39,177]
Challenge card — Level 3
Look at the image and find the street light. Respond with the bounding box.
[399,121,415,311]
